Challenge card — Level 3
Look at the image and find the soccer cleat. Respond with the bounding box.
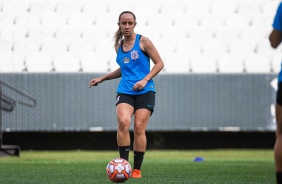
[131,169,142,178]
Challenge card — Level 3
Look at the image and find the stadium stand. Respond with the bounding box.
[0,0,280,73]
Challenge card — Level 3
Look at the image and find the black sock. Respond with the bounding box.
[118,146,130,161]
[134,151,145,170]
[277,172,282,184]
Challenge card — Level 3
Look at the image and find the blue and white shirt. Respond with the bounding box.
[116,34,155,95]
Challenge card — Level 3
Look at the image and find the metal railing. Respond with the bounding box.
[0,80,36,156]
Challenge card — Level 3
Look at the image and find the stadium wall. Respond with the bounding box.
[2,131,275,150]
[0,73,277,132]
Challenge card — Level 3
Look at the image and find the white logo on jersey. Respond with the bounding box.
[131,50,139,60]
[123,57,130,63]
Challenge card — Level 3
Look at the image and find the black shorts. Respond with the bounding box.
[116,91,156,115]
[277,82,282,105]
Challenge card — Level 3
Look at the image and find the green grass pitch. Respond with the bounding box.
[0,149,275,184]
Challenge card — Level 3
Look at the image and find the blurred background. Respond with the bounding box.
[0,0,279,151]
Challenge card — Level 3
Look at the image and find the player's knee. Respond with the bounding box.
[134,124,145,135]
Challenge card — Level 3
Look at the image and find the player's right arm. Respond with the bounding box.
[270,2,282,48]
[89,68,122,88]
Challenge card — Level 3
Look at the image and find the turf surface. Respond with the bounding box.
[0,150,275,184]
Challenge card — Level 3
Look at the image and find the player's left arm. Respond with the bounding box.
[270,2,282,48]
[132,36,164,91]
[269,29,282,48]
[141,36,164,80]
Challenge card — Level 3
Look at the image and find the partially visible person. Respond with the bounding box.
[269,2,282,184]
[89,11,164,179]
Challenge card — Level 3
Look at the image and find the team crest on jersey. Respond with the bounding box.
[123,57,130,63]
[131,50,139,60]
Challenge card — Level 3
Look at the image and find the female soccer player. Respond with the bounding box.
[269,2,282,183]
[89,11,164,178]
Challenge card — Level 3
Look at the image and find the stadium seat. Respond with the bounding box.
[80,53,110,72]
[67,15,94,28]
[272,54,282,74]
[250,15,273,30]
[154,39,177,58]
[27,28,54,43]
[160,27,188,41]
[41,14,67,28]
[162,54,191,73]
[81,28,110,45]
[54,28,81,44]
[185,2,211,16]
[210,2,237,17]
[0,15,14,28]
[224,14,252,31]
[256,39,282,73]
[239,27,267,42]
[201,40,229,57]
[40,41,67,54]
[244,54,272,73]
[13,41,40,56]
[213,28,240,42]
[0,40,12,52]
[146,15,174,28]
[81,3,108,16]
[261,3,278,16]
[175,40,203,57]
[134,4,160,16]
[0,52,14,72]
[0,28,28,43]
[198,16,225,29]
[1,2,27,16]
[53,53,81,72]
[94,41,113,56]
[94,15,117,31]
[25,53,54,72]
[108,4,135,17]
[0,52,25,72]
[160,4,185,16]
[236,3,261,15]
[255,40,275,55]
[67,41,95,57]
[28,3,54,15]
[189,55,218,73]
[14,15,41,28]
[55,3,82,16]
[228,40,256,58]
[188,27,214,40]
[217,54,245,73]
[108,53,119,72]
[173,16,199,28]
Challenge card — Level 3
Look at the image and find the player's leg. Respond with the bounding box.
[132,108,151,178]
[133,109,151,152]
[275,103,282,183]
[131,91,155,178]
[116,94,134,161]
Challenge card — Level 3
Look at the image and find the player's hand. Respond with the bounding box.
[132,79,148,91]
[89,78,103,88]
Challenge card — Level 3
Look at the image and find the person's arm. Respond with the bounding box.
[89,68,121,88]
[269,29,282,48]
[141,36,164,80]
[270,2,282,48]
[132,36,164,91]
